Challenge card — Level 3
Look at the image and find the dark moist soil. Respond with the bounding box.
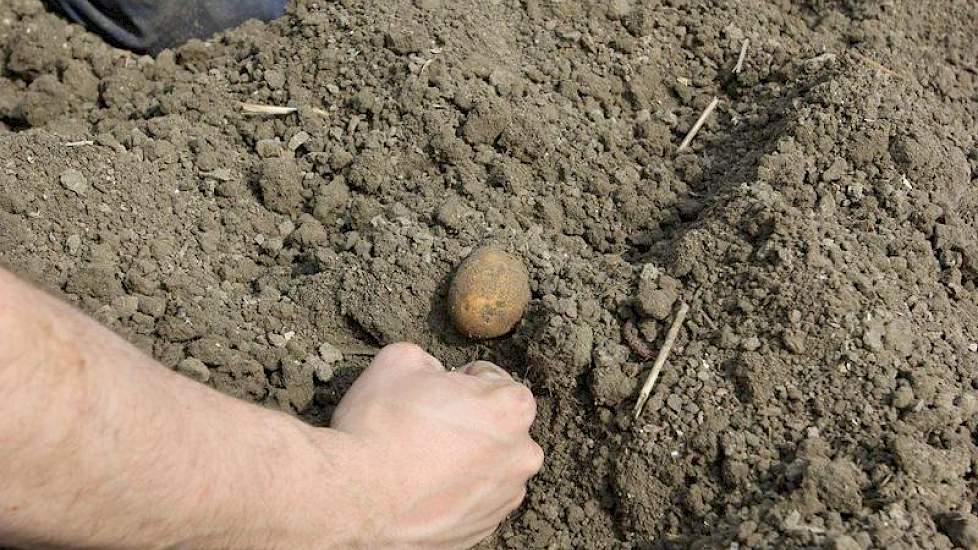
[2,0,978,547]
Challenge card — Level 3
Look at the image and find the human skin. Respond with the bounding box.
[0,266,542,549]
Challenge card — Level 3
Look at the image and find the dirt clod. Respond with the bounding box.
[938,513,978,549]
[259,157,305,215]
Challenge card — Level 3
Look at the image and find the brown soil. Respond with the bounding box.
[2,0,978,547]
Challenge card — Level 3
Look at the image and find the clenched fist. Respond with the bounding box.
[333,343,544,549]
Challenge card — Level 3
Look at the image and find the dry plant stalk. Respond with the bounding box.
[734,39,749,73]
[633,302,691,419]
[240,102,298,115]
[240,102,330,117]
[677,97,719,152]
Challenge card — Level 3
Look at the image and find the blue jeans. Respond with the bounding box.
[56,0,288,53]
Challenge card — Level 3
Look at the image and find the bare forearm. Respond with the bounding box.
[0,268,369,549]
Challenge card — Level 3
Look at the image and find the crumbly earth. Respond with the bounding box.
[2,0,977,547]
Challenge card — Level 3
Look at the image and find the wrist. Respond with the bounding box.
[218,410,380,549]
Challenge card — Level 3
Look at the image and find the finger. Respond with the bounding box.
[460,360,513,382]
[488,382,538,430]
[369,342,445,375]
[521,440,545,478]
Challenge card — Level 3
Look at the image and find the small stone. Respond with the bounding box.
[306,354,335,383]
[111,295,139,317]
[638,319,658,342]
[826,535,861,550]
[137,295,167,318]
[436,196,473,231]
[639,263,660,283]
[955,393,978,417]
[330,150,354,170]
[264,69,286,90]
[290,216,328,248]
[718,325,740,349]
[939,512,978,549]
[892,384,915,409]
[884,318,913,357]
[667,394,683,412]
[318,343,344,364]
[288,131,310,151]
[60,169,88,196]
[268,333,289,348]
[65,234,81,255]
[782,330,806,355]
[607,0,632,18]
[278,219,296,236]
[822,157,848,182]
[262,237,284,253]
[863,320,885,352]
[256,139,284,159]
[215,179,245,198]
[737,298,755,313]
[350,90,379,114]
[970,343,978,352]
[176,358,210,383]
[385,25,429,54]
[741,336,761,352]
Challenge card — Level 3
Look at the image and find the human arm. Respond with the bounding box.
[0,266,541,549]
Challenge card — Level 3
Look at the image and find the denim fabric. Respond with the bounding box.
[55,0,288,53]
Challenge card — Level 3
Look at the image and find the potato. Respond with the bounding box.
[448,246,531,339]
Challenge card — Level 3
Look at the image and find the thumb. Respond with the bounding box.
[459,361,512,382]
[364,342,446,379]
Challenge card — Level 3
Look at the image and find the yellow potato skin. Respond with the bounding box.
[448,246,531,339]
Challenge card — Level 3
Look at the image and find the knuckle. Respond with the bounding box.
[464,360,510,380]
[500,383,536,413]
[374,342,443,372]
[522,441,545,474]
[378,341,426,359]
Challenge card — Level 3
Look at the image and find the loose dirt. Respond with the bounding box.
[1,0,977,547]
